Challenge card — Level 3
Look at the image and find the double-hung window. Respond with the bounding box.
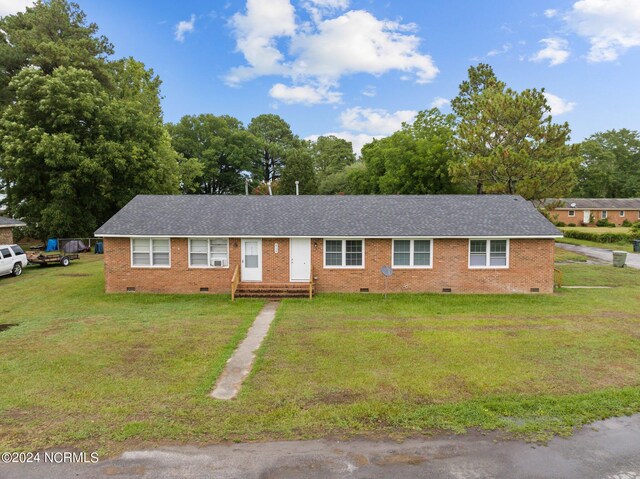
[469,239,508,268]
[619,211,625,217]
[601,210,608,219]
[189,238,229,268]
[324,239,364,268]
[568,210,575,217]
[392,239,432,268]
[131,238,170,267]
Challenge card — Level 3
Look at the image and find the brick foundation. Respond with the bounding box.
[103,237,555,294]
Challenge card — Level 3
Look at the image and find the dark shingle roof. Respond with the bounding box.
[0,216,26,228]
[551,198,640,209]
[95,195,560,238]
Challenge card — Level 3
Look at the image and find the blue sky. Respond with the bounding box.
[3,0,640,153]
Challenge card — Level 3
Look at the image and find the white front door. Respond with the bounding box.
[241,239,262,282]
[290,238,311,282]
[583,210,591,224]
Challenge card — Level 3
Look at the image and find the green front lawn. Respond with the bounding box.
[560,226,633,234]
[554,246,588,262]
[1,257,639,455]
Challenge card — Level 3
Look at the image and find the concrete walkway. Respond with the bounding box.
[557,242,640,269]
[210,301,279,400]
[4,414,640,478]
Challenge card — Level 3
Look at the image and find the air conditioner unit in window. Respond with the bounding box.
[212,259,228,267]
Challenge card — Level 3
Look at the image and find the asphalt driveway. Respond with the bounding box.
[3,414,640,479]
[557,243,640,269]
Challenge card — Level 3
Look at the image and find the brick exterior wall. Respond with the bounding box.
[551,209,640,226]
[0,227,14,244]
[103,236,555,294]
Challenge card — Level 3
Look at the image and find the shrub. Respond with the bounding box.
[555,221,566,227]
[562,229,633,244]
[622,219,633,227]
[567,223,576,227]
[596,219,615,227]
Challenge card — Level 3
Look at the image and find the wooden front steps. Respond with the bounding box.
[235,282,314,299]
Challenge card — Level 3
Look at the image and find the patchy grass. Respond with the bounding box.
[0,256,264,454]
[1,257,640,454]
[554,246,588,263]
[557,236,634,253]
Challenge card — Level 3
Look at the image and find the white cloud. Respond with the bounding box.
[544,92,576,115]
[361,85,376,97]
[430,97,449,109]
[226,1,438,103]
[544,8,558,18]
[340,107,417,135]
[226,0,296,84]
[290,10,438,84]
[487,43,512,57]
[174,14,196,42]
[306,131,378,156]
[530,37,570,66]
[269,83,341,104]
[566,0,640,62]
[0,0,33,17]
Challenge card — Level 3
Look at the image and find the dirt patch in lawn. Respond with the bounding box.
[0,323,18,332]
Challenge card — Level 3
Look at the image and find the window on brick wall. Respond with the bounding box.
[131,238,170,267]
[601,211,607,219]
[392,239,432,268]
[619,211,625,217]
[189,238,229,268]
[469,239,509,268]
[568,210,575,217]
[324,239,364,268]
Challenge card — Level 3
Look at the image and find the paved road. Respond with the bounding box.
[557,242,640,269]
[3,415,640,478]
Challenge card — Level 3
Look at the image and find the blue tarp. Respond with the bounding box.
[45,238,58,252]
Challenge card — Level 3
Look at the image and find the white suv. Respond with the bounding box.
[0,244,28,277]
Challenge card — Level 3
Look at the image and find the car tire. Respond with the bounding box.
[12,263,23,276]
[60,256,70,267]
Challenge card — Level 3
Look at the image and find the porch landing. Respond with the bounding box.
[235,282,314,299]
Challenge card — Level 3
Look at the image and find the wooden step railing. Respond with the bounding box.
[309,265,315,300]
[231,264,240,301]
[554,268,563,288]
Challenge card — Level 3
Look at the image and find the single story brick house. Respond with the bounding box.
[548,198,640,226]
[0,216,26,244]
[95,195,561,296]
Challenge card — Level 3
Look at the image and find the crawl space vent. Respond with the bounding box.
[530,287,540,293]
[442,288,452,293]
[200,287,209,292]
[126,287,136,292]
[360,288,369,293]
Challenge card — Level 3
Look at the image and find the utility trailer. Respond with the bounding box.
[27,252,79,267]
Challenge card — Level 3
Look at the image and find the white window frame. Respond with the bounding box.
[568,210,575,217]
[392,239,433,269]
[130,238,171,268]
[619,211,625,217]
[601,210,607,219]
[468,239,510,269]
[188,238,229,269]
[323,238,365,269]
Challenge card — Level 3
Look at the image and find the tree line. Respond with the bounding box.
[1,1,638,239]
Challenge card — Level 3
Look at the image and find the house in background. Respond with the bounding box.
[95,195,561,296]
[0,216,26,244]
[547,198,640,226]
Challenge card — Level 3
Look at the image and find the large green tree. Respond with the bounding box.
[248,114,297,183]
[355,109,460,194]
[310,135,355,195]
[0,0,113,107]
[450,64,580,201]
[280,148,317,195]
[168,114,259,194]
[573,129,640,197]
[0,1,180,238]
